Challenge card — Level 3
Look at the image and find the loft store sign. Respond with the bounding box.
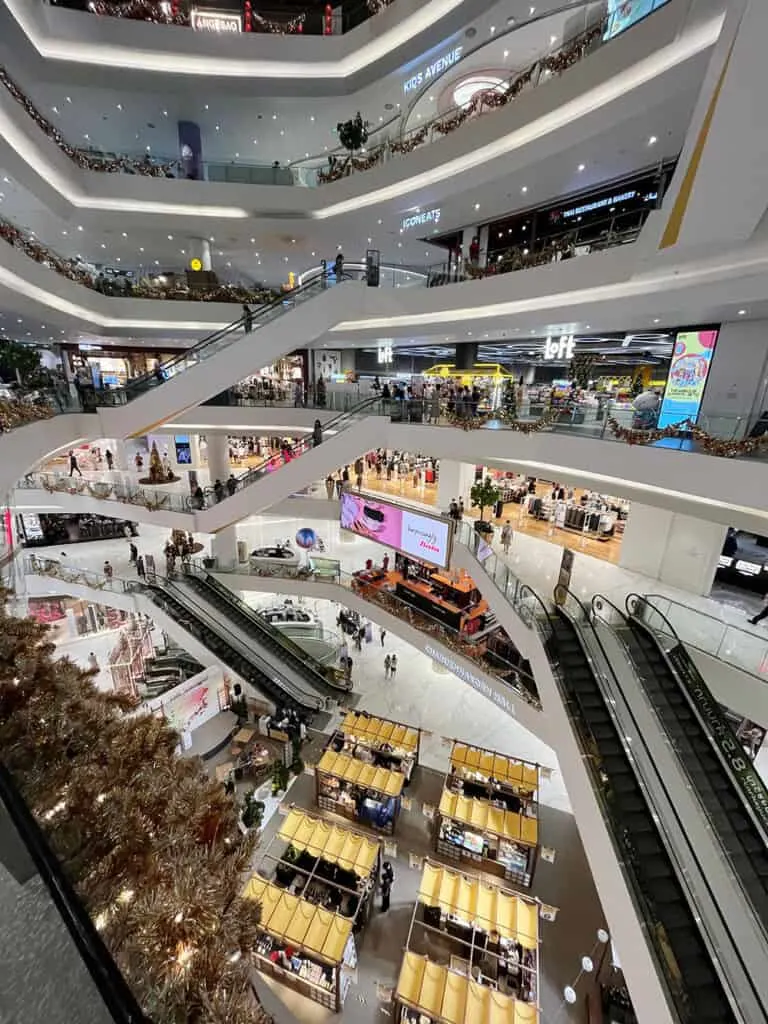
[402,208,441,232]
[404,46,463,94]
[543,334,575,360]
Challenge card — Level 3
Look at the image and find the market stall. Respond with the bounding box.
[436,744,540,889]
[329,711,420,779]
[315,749,405,835]
[245,807,381,1011]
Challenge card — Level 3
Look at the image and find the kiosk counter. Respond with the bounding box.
[315,749,405,835]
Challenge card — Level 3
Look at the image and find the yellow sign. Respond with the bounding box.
[189,258,203,271]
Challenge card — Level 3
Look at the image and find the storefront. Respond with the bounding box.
[245,806,381,1011]
[315,747,406,835]
[17,512,138,547]
[436,742,540,888]
[26,596,130,641]
[66,344,186,389]
[394,859,540,1023]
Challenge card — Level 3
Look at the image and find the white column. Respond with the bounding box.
[190,238,212,271]
[189,434,202,468]
[205,433,229,484]
[619,504,726,596]
[212,526,238,570]
[697,320,768,438]
[437,460,475,514]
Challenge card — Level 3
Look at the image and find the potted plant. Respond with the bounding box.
[470,477,500,536]
[290,735,304,776]
[241,790,265,832]
[271,758,290,796]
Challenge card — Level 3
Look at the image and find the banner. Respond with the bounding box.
[340,492,452,568]
[657,328,719,428]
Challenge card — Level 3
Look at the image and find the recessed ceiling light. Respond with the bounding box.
[162,110,168,117]
[529,5,535,14]
[503,49,509,58]
[738,308,746,315]
[100,243,106,249]
[167,234,173,240]
[154,259,160,265]
[521,186,528,193]
[653,318,660,323]
[377,218,383,225]
[116,103,122,111]
[66,96,71,103]
[252,139,258,144]
[204,104,209,110]
[121,231,127,237]
[648,135,657,145]
[578,163,585,171]
[474,202,480,210]
[490,25,495,33]
[398,242,402,248]
[77,225,83,231]
[61,230,67,235]
[139,247,144,252]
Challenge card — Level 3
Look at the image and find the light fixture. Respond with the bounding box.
[77,225,83,231]
[116,103,122,111]
[550,34,556,44]
[61,230,67,235]
[490,25,495,33]
[121,231,127,237]
[521,186,528,193]
[653,317,660,323]
[474,202,480,210]
[503,49,509,58]
[578,163,585,171]
[167,234,173,240]
[310,115,315,121]
[139,246,144,252]
[738,308,746,315]
[648,135,657,145]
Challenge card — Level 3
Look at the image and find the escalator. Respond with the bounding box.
[548,593,735,1024]
[179,569,349,701]
[141,579,325,715]
[593,593,768,931]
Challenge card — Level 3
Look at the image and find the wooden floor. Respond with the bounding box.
[358,470,624,567]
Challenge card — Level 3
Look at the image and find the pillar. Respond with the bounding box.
[455,343,478,372]
[177,120,203,181]
[212,526,238,571]
[697,320,768,439]
[437,460,476,514]
[190,238,212,272]
[618,504,726,596]
[205,433,229,484]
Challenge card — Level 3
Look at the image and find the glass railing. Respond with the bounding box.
[0,762,150,1023]
[203,385,372,412]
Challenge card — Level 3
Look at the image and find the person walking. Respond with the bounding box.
[312,420,323,447]
[68,450,83,477]
[335,474,343,499]
[242,303,254,333]
[325,474,335,501]
[105,449,114,471]
[501,520,513,555]
[355,626,364,652]
[88,651,99,672]
[334,251,344,279]
[129,541,138,564]
[384,654,391,679]
[749,596,768,626]
[214,479,224,503]
[226,473,238,497]
[380,861,394,913]
[103,560,113,580]
[136,555,146,580]
[389,653,397,678]
[379,626,386,647]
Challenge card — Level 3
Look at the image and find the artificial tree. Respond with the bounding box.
[500,377,517,421]
[470,477,500,534]
[0,597,270,1024]
[336,111,369,153]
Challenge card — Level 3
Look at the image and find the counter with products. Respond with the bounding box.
[330,711,420,779]
[315,748,406,835]
[246,806,381,1012]
[436,742,541,888]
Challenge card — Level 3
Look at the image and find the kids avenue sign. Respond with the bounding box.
[403,46,463,94]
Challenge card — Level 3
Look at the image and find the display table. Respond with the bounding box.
[332,711,420,779]
[315,748,405,835]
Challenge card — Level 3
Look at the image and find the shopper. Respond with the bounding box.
[312,420,323,447]
[334,251,344,279]
[335,475,343,499]
[379,626,386,647]
[242,303,254,333]
[344,655,353,682]
[501,520,513,555]
[325,474,335,501]
[749,597,768,627]
[103,560,113,580]
[294,379,304,408]
[214,479,225,503]
[449,498,459,521]
[136,555,146,580]
[458,497,465,519]
[193,484,205,510]
[355,626,364,651]
[381,861,394,912]
[129,541,138,563]
[382,553,390,572]
[105,449,114,471]
[134,452,144,471]
[384,654,391,679]
[88,652,99,672]
[68,450,82,477]
[226,473,238,497]
[389,653,397,678]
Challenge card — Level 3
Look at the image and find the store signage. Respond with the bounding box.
[340,492,453,569]
[717,556,767,577]
[657,328,719,428]
[377,343,393,364]
[401,208,441,232]
[190,8,242,32]
[543,335,575,360]
[403,46,463,94]
[561,191,638,219]
[667,645,768,830]
[424,645,514,715]
[189,258,203,272]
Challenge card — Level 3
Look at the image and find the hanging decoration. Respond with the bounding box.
[447,409,557,433]
[389,126,428,154]
[251,11,306,33]
[606,416,768,458]
[85,0,188,24]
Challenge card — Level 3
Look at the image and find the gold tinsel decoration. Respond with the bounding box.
[606,416,768,457]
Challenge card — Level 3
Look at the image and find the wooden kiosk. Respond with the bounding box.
[245,807,381,1012]
[315,749,405,835]
[435,742,540,888]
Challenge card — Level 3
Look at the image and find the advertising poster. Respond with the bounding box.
[340,492,452,568]
[604,0,670,41]
[657,328,719,428]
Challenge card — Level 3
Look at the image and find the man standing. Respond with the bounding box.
[384,654,391,679]
[379,626,386,647]
[69,451,83,477]
[501,520,513,555]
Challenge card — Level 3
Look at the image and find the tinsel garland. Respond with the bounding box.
[252,11,306,33]
[390,126,428,154]
[447,409,556,433]
[0,396,53,432]
[317,148,383,183]
[606,416,768,458]
[86,0,188,24]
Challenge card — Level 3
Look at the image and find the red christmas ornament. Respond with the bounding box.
[324,3,333,34]
[244,0,251,31]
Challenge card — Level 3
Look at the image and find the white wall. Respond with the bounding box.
[699,318,768,437]
[619,503,726,595]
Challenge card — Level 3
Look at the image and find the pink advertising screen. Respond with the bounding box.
[340,492,452,569]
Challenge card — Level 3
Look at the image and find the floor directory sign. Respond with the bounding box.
[657,328,719,428]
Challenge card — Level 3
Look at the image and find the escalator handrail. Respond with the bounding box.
[625,593,681,641]
[146,576,324,711]
[0,762,151,1024]
[187,567,346,693]
[591,592,632,628]
[517,582,556,641]
[225,394,382,492]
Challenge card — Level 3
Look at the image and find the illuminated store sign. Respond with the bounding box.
[190,9,242,32]
[543,335,575,360]
[657,328,719,428]
[404,46,463,94]
[340,493,452,569]
[377,343,393,364]
[401,208,441,232]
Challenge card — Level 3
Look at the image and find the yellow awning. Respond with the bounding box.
[439,789,538,847]
[451,742,539,793]
[341,711,419,754]
[396,953,539,1023]
[243,875,353,966]
[278,808,380,878]
[317,749,405,798]
[417,862,539,950]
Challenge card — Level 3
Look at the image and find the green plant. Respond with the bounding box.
[241,791,266,831]
[470,477,500,524]
[271,758,290,796]
[0,340,52,388]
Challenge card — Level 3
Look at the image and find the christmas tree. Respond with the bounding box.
[500,378,517,422]
[147,440,164,484]
[0,598,270,1024]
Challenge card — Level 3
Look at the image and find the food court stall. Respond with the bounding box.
[329,711,421,781]
[435,742,540,888]
[245,806,381,1012]
[315,749,405,835]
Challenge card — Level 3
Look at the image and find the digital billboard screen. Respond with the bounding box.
[340,492,453,569]
[604,1,671,42]
[657,328,719,428]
